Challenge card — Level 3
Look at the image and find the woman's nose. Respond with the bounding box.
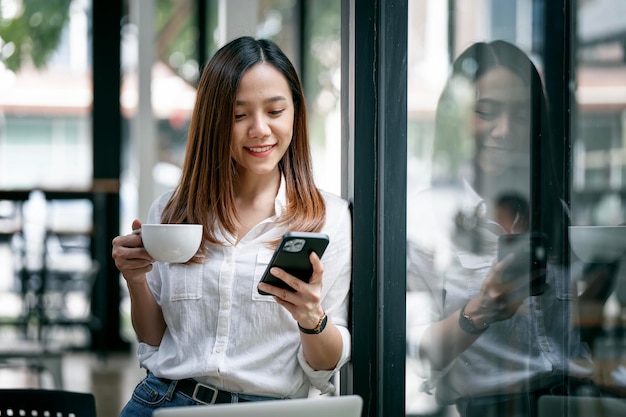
[248,114,271,138]
[491,113,511,140]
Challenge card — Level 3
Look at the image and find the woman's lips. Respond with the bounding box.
[245,144,275,157]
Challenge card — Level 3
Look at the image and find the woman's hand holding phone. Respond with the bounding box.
[257,232,330,329]
[257,232,330,294]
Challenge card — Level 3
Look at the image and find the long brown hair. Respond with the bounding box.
[161,36,326,254]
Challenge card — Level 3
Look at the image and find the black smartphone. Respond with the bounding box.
[497,232,548,295]
[257,231,330,295]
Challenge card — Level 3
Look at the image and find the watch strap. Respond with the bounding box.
[298,313,327,334]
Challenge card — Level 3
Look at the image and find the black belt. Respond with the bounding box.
[162,377,250,404]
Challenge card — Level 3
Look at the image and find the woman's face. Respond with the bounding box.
[472,66,533,203]
[473,66,531,174]
[231,63,294,178]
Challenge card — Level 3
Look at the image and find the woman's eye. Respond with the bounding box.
[475,109,497,121]
[234,113,245,120]
[269,109,284,116]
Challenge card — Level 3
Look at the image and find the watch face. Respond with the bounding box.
[458,304,487,334]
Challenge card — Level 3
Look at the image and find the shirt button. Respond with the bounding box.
[221,302,230,309]
[215,347,223,353]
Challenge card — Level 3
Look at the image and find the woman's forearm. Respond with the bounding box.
[420,299,483,370]
[127,278,166,346]
[300,321,344,371]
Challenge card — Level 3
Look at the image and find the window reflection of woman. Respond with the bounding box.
[408,41,597,417]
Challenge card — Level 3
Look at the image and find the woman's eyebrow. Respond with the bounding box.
[235,95,288,106]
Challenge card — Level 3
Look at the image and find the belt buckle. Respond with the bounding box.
[192,382,219,404]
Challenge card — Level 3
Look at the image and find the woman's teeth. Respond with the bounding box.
[247,145,273,153]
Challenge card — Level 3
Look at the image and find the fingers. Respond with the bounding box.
[260,252,324,295]
[257,255,323,311]
[309,252,324,284]
[112,219,154,282]
[258,267,317,301]
[492,253,515,274]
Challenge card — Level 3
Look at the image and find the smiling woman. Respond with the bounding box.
[111,36,352,416]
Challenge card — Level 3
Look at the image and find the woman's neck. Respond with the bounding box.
[234,168,281,200]
[233,168,282,240]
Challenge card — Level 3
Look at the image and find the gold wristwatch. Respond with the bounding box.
[298,313,328,334]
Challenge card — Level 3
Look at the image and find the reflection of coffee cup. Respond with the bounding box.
[135,224,203,263]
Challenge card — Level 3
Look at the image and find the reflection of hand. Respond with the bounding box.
[467,254,527,325]
[111,219,155,285]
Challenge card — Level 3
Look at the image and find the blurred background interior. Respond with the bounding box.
[0,1,625,416]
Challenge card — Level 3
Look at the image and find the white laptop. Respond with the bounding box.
[537,395,626,417]
[153,394,363,417]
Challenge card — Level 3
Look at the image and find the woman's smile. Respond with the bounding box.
[245,144,276,157]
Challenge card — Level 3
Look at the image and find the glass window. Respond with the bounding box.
[0,0,91,189]
[571,0,626,403]
[0,0,96,350]
[406,1,626,416]
[301,0,341,195]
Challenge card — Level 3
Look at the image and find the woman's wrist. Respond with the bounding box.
[459,299,490,334]
[297,307,326,332]
[298,312,327,334]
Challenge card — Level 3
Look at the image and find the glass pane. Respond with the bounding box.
[0,0,94,349]
[301,0,341,195]
[0,0,92,189]
[571,0,626,403]
[257,0,342,195]
[407,1,626,416]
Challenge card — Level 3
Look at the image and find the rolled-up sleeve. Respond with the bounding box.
[297,325,351,393]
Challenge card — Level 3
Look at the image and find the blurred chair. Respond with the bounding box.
[0,388,96,417]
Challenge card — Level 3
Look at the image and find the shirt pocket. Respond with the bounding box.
[251,247,277,302]
[169,262,204,302]
[456,251,492,296]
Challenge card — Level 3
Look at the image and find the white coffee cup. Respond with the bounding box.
[134,224,203,263]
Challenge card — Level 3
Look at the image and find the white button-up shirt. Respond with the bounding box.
[137,180,352,398]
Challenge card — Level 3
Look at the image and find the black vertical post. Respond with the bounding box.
[542,0,573,397]
[348,0,378,411]
[91,0,129,352]
[542,0,572,257]
[378,2,408,416]
[344,0,407,416]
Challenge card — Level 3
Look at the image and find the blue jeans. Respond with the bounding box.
[119,372,278,417]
